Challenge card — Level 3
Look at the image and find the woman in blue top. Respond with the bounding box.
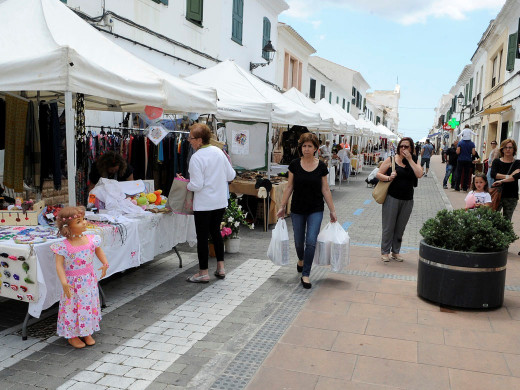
[277,133,337,289]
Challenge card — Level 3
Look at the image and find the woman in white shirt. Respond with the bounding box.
[185,124,236,283]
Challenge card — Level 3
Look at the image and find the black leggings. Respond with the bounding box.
[194,208,226,270]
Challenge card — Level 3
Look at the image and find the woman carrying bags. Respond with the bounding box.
[377,137,423,263]
[277,133,337,289]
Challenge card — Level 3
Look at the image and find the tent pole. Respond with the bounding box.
[65,92,76,206]
[267,120,272,179]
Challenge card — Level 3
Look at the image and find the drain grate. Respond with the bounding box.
[15,313,58,340]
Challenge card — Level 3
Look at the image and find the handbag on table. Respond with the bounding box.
[372,156,395,204]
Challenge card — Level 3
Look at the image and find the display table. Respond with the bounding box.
[0,212,196,326]
[229,179,291,225]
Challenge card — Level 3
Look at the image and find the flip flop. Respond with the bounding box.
[214,269,226,279]
[187,274,209,283]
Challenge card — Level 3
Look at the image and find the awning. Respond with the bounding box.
[428,132,441,138]
[480,105,512,116]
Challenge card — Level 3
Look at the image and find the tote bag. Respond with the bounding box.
[168,178,194,215]
[489,160,516,211]
[372,157,395,204]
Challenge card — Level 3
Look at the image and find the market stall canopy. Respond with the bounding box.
[376,124,398,140]
[0,0,217,114]
[330,104,363,135]
[315,99,350,134]
[187,60,322,126]
[283,88,336,132]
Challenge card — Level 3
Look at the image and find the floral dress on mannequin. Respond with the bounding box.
[50,235,102,338]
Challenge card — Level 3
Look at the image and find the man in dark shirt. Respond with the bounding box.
[443,140,458,189]
[454,138,475,191]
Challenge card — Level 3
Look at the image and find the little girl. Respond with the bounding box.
[465,173,492,209]
[50,206,109,349]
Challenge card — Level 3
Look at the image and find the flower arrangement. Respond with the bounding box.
[222,195,254,239]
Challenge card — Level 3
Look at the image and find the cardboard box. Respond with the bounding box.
[0,201,45,226]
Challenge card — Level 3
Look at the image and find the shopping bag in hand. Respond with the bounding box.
[330,222,350,272]
[168,178,194,215]
[267,219,290,266]
[313,222,350,272]
[313,222,333,266]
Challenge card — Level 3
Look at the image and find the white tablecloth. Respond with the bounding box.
[0,213,196,318]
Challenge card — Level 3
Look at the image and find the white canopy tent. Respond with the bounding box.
[330,104,364,135]
[0,0,217,205]
[315,99,350,134]
[376,124,398,140]
[283,88,338,132]
[187,60,322,127]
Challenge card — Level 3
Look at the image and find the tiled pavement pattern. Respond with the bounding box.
[2,155,520,389]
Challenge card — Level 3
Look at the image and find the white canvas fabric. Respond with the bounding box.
[0,0,217,114]
[283,87,338,132]
[187,60,323,126]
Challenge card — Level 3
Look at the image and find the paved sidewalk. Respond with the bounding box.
[1,156,520,389]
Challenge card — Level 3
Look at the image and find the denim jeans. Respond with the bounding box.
[291,211,324,277]
[342,162,350,181]
[443,164,453,187]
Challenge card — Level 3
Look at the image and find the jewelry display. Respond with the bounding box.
[0,244,38,302]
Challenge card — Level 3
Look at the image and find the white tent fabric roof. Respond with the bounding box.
[187,60,322,126]
[315,99,350,134]
[0,0,217,113]
[283,88,337,132]
[376,124,398,140]
[330,104,364,135]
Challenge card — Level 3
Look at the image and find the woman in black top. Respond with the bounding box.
[88,151,134,192]
[377,137,423,262]
[491,138,520,221]
[277,133,337,289]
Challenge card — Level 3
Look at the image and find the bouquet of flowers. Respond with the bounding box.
[222,196,254,239]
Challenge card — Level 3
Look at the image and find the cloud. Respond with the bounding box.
[311,20,322,29]
[283,0,505,25]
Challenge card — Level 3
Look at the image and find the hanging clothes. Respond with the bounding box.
[4,95,29,192]
[50,103,62,190]
[0,98,5,150]
[38,102,52,188]
[23,101,41,191]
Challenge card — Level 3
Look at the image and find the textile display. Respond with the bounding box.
[23,101,41,191]
[5,212,194,318]
[372,156,395,204]
[3,95,29,192]
[90,178,146,216]
[225,122,267,170]
[0,98,5,150]
[0,244,39,303]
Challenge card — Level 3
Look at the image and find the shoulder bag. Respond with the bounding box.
[372,156,395,204]
[489,159,516,211]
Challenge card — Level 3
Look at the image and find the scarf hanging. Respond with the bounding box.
[4,95,29,193]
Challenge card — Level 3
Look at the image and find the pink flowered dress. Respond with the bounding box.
[50,235,102,338]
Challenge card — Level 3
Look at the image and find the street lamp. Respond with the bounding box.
[250,41,276,71]
[457,92,464,108]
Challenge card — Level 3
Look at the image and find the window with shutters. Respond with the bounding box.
[506,32,517,72]
[283,53,303,91]
[231,0,243,44]
[152,0,168,4]
[186,0,203,26]
[376,116,381,125]
[342,98,346,109]
[469,78,473,101]
[363,97,366,110]
[262,17,271,61]
[60,0,67,3]
[329,91,332,103]
[356,92,361,109]
[320,85,326,100]
[336,96,339,104]
[347,101,350,113]
[492,54,499,87]
[309,79,316,99]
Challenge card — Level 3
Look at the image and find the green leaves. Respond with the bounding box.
[222,195,253,238]
[420,208,518,252]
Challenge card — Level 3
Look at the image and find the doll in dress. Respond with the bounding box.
[50,206,109,349]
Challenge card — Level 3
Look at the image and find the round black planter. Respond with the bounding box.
[417,240,507,309]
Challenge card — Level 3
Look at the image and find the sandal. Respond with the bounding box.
[214,269,226,279]
[187,274,210,283]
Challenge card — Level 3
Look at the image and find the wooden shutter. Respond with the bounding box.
[309,79,316,99]
[342,98,346,109]
[329,92,332,103]
[60,0,67,3]
[232,0,243,44]
[469,78,473,101]
[262,17,271,61]
[507,33,517,72]
[187,0,203,25]
[347,102,350,113]
[320,85,325,99]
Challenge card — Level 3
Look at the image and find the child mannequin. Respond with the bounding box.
[50,206,109,349]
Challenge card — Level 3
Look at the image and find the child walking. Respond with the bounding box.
[465,173,492,209]
[50,206,109,349]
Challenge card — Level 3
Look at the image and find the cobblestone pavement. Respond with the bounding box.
[2,156,520,389]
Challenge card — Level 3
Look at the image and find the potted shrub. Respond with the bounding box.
[418,207,518,309]
[221,195,254,253]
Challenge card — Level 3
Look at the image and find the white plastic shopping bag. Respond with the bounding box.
[313,222,350,272]
[267,218,290,266]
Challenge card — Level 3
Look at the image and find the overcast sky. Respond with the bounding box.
[280,0,506,142]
